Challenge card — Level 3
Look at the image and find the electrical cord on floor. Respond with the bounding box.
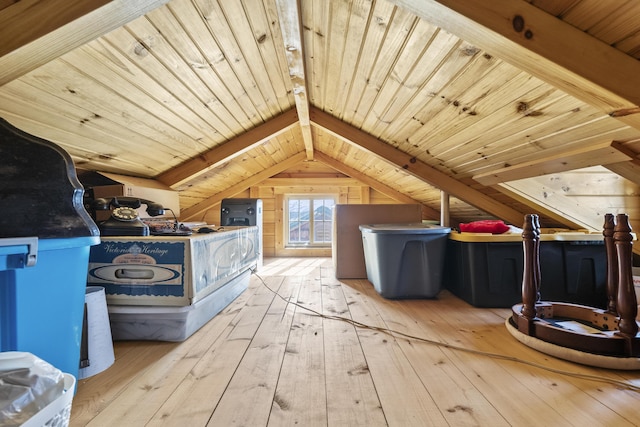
[253,272,640,394]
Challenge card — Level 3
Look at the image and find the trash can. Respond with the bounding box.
[0,351,77,427]
[78,286,114,379]
[359,223,451,298]
[0,118,100,380]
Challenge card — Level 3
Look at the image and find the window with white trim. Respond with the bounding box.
[285,195,336,247]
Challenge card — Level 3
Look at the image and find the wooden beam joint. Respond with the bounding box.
[310,106,525,224]
[473,140,635,186]
[156,108,299,188]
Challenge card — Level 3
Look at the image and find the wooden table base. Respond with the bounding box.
[509,213,640,366]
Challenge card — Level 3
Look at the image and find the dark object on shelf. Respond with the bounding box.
[93,196,165,236]
[220,198,262,226]
[0,118,99,238]
[197,227,216,233]
[0,117,100,379]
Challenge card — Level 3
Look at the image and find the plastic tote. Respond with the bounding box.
[0,235,100,381]
[444,230,607,308]
[0,117,101,380]
[359,223,451,298]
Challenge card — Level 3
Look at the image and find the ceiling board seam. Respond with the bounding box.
[333,0,375,119]
[365,24,444,137]
[0,0,173,86]
[238,0,292,112]
[355,12,420,129]
[310,107,525,224]
[368,34,465,139]
[84,32,224,149]
[388,0,640,131]
[191,0,276,121]
[163,2,253,131]
[123,14,239,139]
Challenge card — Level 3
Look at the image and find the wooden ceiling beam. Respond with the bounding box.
[275,0,314,160]
[314,151,442,219]
[310,107,525,224]
[493,184,585,230]
[0,0,170,86]
[156,109,299,188]
[389,0,640,130]
[473,140,635,186]
[180,151,307,221]
[605,160,640,187]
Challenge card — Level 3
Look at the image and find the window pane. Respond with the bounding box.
[289,200,299,221]
[314,199,331,220]
[324,199,335,219]
[299,220,310,242]
[314,221,329,242]
[299,199,310,221]
[289,225,299,242]
[286,196,335,246]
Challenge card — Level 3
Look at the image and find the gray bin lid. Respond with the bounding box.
[359,223,451,234]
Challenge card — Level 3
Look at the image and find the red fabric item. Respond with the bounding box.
[459,220,510,234]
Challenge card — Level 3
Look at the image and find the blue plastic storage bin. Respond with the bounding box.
[0,236,100,379]
[359,223,451,298]
[0,117,100,380]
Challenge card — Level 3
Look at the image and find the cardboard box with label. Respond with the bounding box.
[87,226,259,341]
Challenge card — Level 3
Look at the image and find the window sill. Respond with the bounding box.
[275,247,332,257]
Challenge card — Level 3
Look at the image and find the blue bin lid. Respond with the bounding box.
[359,223,451,234]
[0,235,100,270]
[38,236,101,251]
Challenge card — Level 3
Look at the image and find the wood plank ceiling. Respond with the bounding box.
[1,0,640,230]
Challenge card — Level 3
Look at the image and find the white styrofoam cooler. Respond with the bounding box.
[87,226,259,306]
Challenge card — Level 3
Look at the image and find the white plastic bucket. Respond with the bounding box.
[78,286,114,379]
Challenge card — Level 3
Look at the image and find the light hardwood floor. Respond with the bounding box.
[70,257,640,426]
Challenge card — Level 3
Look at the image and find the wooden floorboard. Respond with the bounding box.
[320,266,387,426]
[70,257,640,426]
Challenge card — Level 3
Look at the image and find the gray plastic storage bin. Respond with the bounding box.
[359,223,451,298]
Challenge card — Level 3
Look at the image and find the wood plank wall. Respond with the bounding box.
[198,162,402,257]
[500,166,640,233]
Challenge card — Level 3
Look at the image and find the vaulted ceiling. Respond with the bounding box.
[2,0,640,231]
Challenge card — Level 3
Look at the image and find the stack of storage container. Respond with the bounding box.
[0,118,100,424]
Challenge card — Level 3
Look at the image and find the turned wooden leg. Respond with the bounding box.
[533,214,541,302]
[521,214,539,320]
[614,213,638,338]
[603,213,617,314]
